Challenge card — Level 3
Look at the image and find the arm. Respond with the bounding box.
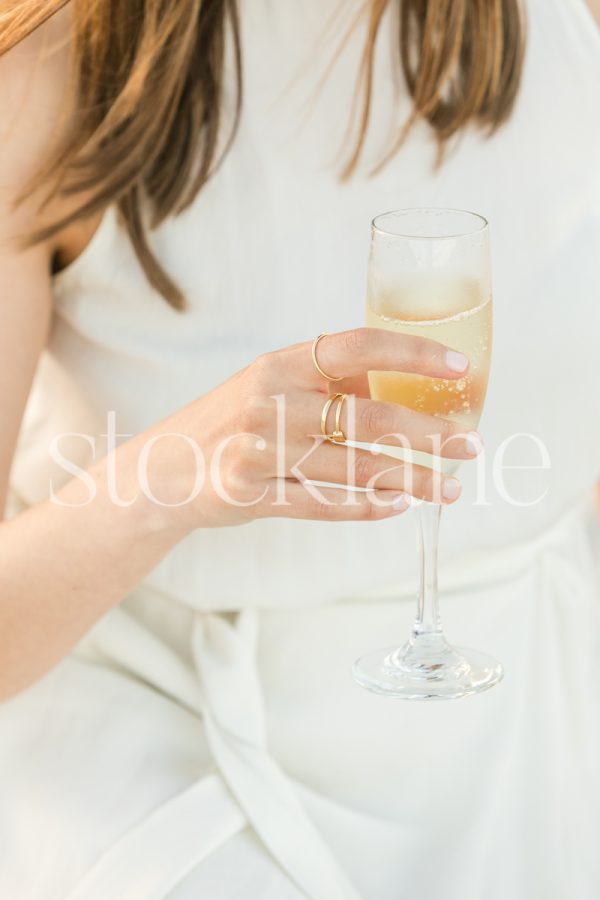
[0,15,190,700]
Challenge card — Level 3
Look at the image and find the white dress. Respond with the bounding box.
[1,1,600,898]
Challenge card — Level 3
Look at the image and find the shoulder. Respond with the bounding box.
[0,4,73,242]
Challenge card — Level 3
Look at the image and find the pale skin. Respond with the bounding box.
[1,5,599,702]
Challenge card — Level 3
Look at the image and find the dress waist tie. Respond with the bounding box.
[65,607,361,900]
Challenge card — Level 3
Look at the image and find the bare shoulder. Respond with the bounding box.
[0,3,73,239]
[586,0,600,28]
[0,7,76,514]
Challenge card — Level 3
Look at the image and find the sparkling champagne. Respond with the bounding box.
[366,276,492,430]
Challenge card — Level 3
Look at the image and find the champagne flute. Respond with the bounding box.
[352,208,503,699]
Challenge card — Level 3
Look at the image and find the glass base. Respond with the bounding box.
[352,633,503,700]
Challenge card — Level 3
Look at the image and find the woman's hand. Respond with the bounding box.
[146,328,482,531]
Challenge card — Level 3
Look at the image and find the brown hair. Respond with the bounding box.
[1,0,524,309]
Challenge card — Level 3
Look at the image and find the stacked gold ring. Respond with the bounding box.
[321,392,348,444]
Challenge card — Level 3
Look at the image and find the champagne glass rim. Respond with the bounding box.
[371,207,488,240]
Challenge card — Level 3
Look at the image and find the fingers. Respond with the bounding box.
[299,392,483,460]
[258,480,412,521]
[286,328,469,388]
[285,440,463,504]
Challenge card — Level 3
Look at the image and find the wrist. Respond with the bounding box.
[114,425,203,539]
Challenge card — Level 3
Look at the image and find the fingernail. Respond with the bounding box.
[464,431,484,455]
[446,350,469,373]
[441,477,461,502]
[392,493,411,512]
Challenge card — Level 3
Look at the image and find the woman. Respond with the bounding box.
[0,1,599,898]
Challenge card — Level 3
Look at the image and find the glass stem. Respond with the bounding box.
[412,502,443,642]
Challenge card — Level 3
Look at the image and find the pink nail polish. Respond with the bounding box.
[392,493,410,512]
[442,477,461,502]
[464,432,483,455]
[446,350,469,373]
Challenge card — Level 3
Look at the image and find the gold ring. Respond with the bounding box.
[334,393,347,440]
[320,392,347,444]
[312,332,344,382]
